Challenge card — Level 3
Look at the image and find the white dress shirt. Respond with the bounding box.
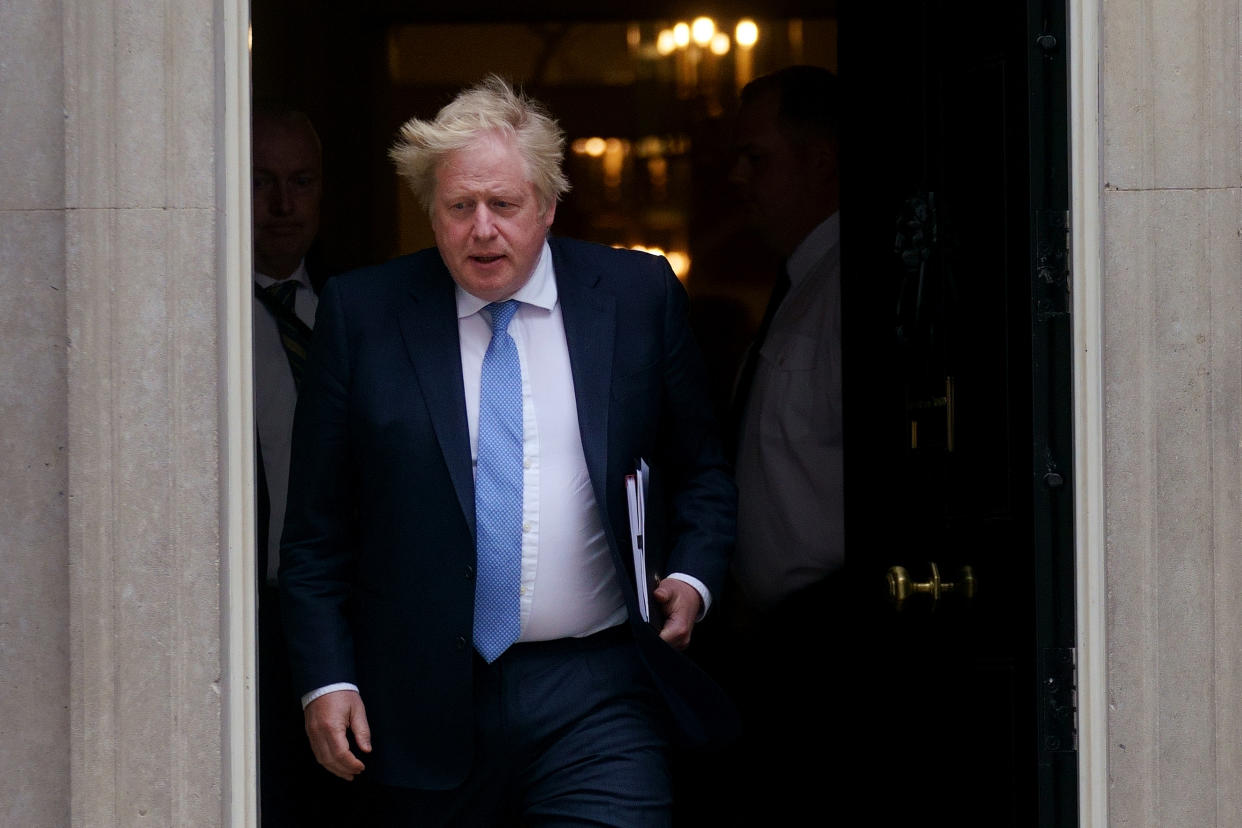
[456,242,628,641]
[733,213,844,611]
[254,263,317,585]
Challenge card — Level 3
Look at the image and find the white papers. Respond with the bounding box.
[625,459,656,623]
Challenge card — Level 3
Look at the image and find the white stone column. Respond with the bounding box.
[61,0,254,824]
[0,0,70,824]
[1099,0,1242,823]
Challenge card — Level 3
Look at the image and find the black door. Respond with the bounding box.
[839,0,1076,824]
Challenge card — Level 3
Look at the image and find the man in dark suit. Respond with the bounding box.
[279,76,735,825]
[252,108,356,825]
[253,107,323,574]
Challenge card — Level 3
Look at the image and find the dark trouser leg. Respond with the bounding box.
[359,627,671,828]
[511,633,672,827]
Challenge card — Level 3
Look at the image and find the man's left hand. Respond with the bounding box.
[654,578,702,650]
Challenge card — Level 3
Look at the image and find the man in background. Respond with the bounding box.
[252,107,350,825]
[724,65,844,820]
[254,107,322,583]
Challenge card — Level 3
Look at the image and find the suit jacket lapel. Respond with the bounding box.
[552,241,616,516]
[395,257,477,538]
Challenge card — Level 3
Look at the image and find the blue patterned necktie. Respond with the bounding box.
[473,300,523,663]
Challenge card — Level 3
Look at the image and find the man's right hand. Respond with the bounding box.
[304,689,372,781]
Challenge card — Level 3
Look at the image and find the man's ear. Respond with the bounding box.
[542,198,557,229]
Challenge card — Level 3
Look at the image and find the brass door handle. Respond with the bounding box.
[886,562,976,610]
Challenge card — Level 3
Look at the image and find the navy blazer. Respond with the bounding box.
[279,237,737,789]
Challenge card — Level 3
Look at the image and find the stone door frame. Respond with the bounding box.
[211,1,1109,823]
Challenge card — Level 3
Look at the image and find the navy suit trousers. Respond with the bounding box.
[359,626,673,827]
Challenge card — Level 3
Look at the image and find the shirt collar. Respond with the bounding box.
[254,260,311,291]
[787,212,840,287]
[455,240,557,319]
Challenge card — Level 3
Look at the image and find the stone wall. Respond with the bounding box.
[63,0,230,824]
[1,0,245,824]
[1100,0,1242,823]
[1,0,70,824]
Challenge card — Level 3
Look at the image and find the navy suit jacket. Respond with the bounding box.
[279,237,737,789]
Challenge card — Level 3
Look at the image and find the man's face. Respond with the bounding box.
[430,133,555,302]
[730,90,833,256]
[252,120,322,279]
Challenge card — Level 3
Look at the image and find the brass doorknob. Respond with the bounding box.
[886,562,976,610]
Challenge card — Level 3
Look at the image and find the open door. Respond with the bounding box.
[250,0,1077,821]
[840,0,1076,824]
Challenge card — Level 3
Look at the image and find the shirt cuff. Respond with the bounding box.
[663,572,712,620]
[301,682,360,709]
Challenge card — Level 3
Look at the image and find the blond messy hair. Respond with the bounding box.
[389,75,570,215]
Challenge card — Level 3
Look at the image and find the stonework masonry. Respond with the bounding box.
[2,0,71,824]
[1100,0,1242,822]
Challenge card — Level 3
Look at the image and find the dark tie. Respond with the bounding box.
[473,300,524,663]
[728,264,792,451]
[255,280,313,392]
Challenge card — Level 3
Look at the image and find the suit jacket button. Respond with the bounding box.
[465,565,475,580]
[455,635,467,651]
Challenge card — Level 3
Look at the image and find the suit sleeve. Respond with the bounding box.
[279,277,359,698]
[653,257,737,601]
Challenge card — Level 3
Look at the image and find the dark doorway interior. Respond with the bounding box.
[840,0,1077,824]
[250,3,839,408]
[250,1,1076,824]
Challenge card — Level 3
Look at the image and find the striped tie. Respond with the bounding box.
[255,280,313,392]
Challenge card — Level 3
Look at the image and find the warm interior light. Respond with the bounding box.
[583,137,607,158]
[635,136,664,157]
[664,251,691,280]
[656,29,676,55]
[710,32,731,55]
[673,22,691,48]
[626,23,641,51]
[691,17,716,47]
[602,139,625,192]
[735,19,759,48]
[626,246,690,280]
